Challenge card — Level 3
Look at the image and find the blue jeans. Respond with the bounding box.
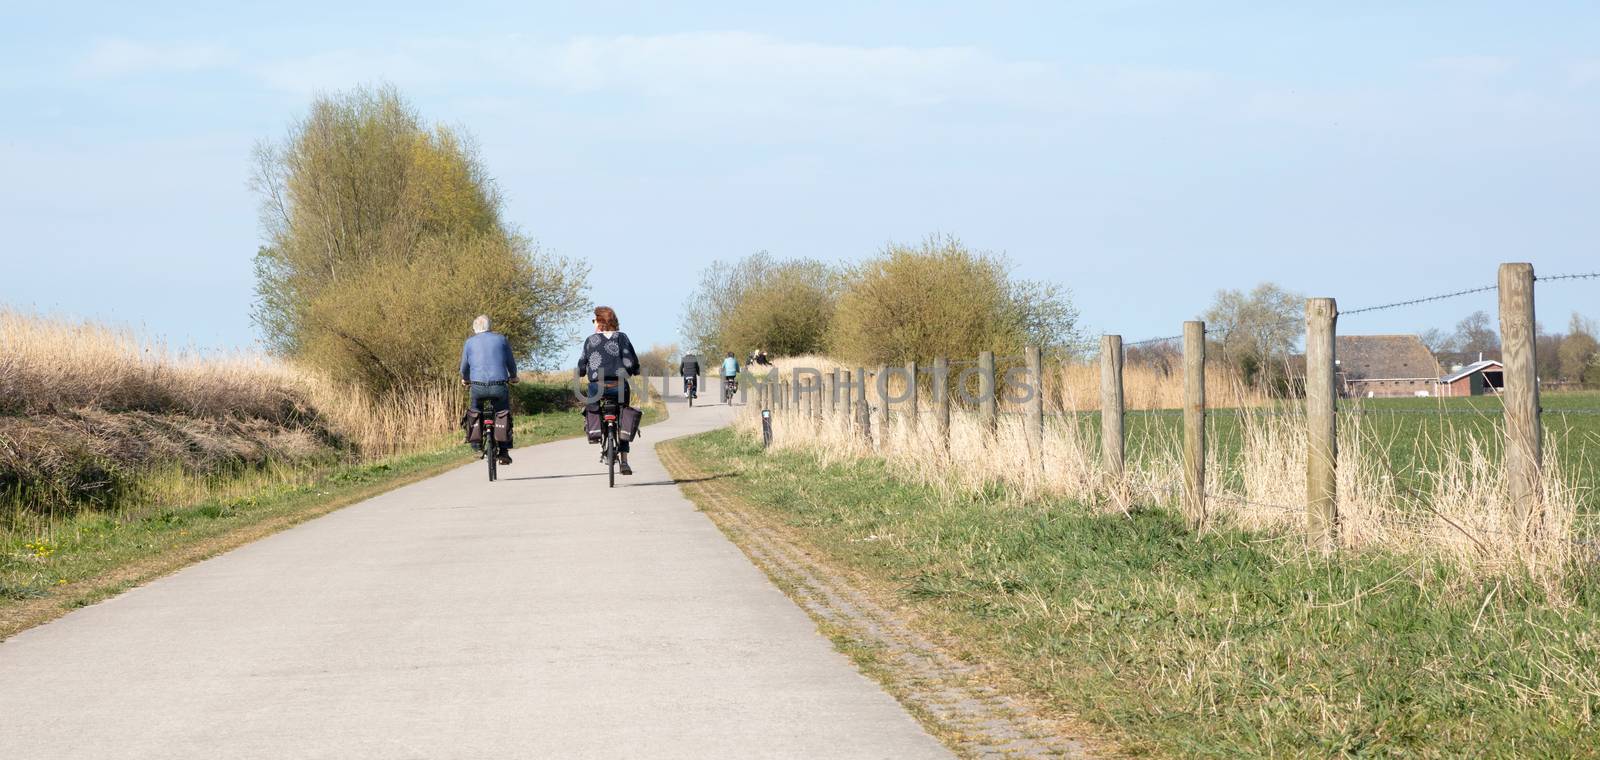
[469,382,512,449]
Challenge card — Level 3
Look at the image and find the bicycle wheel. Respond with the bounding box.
[606,429,616,488]
[486,433,497,482]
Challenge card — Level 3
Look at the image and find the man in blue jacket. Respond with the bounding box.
[460,314,518,464]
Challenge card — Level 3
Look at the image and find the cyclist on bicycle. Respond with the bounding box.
[576,306,641,476]
[721,352,740,402]
[678,351,701,394]
[460,314,518,465]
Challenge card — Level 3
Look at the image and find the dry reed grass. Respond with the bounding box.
[739,355,1581,584]
[0,308,457,456]
[1,309,462,518]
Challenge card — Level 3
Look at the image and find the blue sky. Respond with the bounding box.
[2,1,1598,361]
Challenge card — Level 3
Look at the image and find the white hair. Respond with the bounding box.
[472,315,491,334]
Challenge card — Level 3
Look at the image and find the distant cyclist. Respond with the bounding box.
[721,352,740,403]
[678,351,701,394]
[460,314,518,465]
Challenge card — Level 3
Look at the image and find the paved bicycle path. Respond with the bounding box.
[0,392,949,759]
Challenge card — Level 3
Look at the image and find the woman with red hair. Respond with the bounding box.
[576,306,641,474]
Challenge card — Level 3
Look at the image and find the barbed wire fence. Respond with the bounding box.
[745,265,1599,561]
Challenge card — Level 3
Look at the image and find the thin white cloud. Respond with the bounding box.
[514,31,1054,108]
[76,38,232,78]
[1423,55,1516,78]
[249,30,1226,130]
[252,31,1061,110]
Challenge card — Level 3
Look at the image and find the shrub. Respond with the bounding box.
[827,235,1083,365]
[251,85,588,393]
[681,252,837,359]
[637,343,679,377]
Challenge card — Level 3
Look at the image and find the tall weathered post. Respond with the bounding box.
[1024,346,1044,465]
[904,361,920,436]
[1100,335,1125,489]
[854,367,872,443]
[1305,298,1338,552]
[824,371,837,419]
[978,351,998,435]
[1499,262,1541,535]
[933,357,951,450]
[876,367,891,447]
[840,368,853,420]
[1183,321,1206,530]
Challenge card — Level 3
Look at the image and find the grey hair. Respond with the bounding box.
[472,315,491,334]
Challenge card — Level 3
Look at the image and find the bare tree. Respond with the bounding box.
[1202,282,1304,389]
[1452,310,1500,357]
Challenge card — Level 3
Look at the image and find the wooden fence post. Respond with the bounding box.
[978,351,997,435]
[875,365,890,442]
[933,357,951,450]
[904,361,919,436]
[824,371,837,419]
[854,367,871,442]
[1024,346,1044,464]
[1183,321,1206,530]
[1306,298,1338,551]
[840,368,853,420]
[1100,335,1125,492]
[1499,262,1541,535]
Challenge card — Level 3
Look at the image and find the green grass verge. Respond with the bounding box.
[0,399,660,638]
[669,428,1600,757]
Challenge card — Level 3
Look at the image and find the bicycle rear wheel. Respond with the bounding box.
[487,434,497,482]
[606,432,616,488]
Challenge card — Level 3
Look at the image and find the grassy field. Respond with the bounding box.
[669,428,1600,757]
[1,383,659,639]
[1090,391,1600,516]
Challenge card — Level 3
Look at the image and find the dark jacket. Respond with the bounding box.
[576,331,640,383]
[679,354,701,376]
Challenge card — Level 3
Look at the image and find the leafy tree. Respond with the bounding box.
[251,85,587,391]
[827,235,1084,365]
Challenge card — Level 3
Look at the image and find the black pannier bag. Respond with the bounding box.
[494,409,512,444]
[618,405,643,442]
[463,409,483,443]
[583,409,603,443]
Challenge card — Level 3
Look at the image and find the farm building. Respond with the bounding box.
[1437,359,1505,397]
[1336,335,1442,398]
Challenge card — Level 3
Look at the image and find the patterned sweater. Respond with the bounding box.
[576,331,640,383]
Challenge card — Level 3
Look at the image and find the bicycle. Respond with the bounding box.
[722,376,738,404]
[479,398,499,482]
[685,375,698,407]
[598,398,620,488]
